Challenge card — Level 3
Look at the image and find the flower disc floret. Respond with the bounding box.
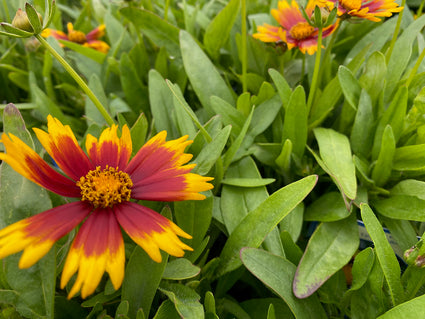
[77,166,133,208]
[68,29,87,44]
[289,22,315,40]
[340,0,362,10]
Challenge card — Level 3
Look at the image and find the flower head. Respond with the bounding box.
[318,0,403,22]
[41,23,110,53]
[253,0,338,55]
[0,115,213,298]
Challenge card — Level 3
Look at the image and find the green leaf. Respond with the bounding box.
[282,86,307,158]
[85,74,109,126]
[371,125,395,187]
[203,0,240,59]
[216,175,317,276]
[25,3,42,34]
[338,66,362,110]
[385,14,425,101]
[360,204,404,306]
[221,157,269,234]
[192,126,231,175]
[59,40,106,64]
[309,45,368,128]
[269,68,292,109]
[350,247,375,291]
[293,214,359,298]
[180,30,235,116]
[372,86,408,160]
[0,23,33,37]
[222,106,254,171]
[241,248,326,319]
[350,89,375,158]
[162,258,200,280]
[0,104,55,319]
[174,193,213,253]
[373,195,425,221]
[148,70,179,139]
[210,96,245,137]
[304,192,350,222]
[313,128,357,200]
[377,294,425,319]
[120,8,180,57]
[359,51,386,104]
[119,53,149,115]
[130,113,148,155]
[159,283,204,319]
[221,178,275,187]
[393,144,425,171]
[153,300,181,319]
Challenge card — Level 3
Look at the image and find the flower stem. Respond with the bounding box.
[386,0,406,64]
[306,27,323,114]
[35,34,115,126]
[241,0,248,93]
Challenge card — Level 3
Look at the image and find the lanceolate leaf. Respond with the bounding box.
[313,128,357,200]
[216,175,317,276]
[293,214,359,298]
[241,248,327,319]
[360,204,404,306]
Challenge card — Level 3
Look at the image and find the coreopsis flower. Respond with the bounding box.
[318,0,403,22]
[0,115,213,299]
[41,22,110,53]
[253,0,338,55]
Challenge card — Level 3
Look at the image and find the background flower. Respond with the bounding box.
[41,22,110,52]
[253,0,338,55]
[318,0,403,21]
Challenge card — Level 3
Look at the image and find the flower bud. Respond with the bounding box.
[11,8,43,33]
[12,9,33,32]
[311,6,330,25]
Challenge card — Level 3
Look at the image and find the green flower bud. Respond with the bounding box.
[11,8,43,33]
[12,9,33,32]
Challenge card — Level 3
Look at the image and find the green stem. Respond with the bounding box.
[241,0,247,93]
[418,0,425,17]
[164,0,170,21]
[306,27,323,113]
[406,44,425,87]
[386,0,406,64]
[35,34,115,126]
[317,23,340,87]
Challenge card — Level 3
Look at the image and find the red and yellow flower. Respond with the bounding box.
[318,0,403,22]
[253,0,338,55]
[41,22,110,53]
[0,116,213,298]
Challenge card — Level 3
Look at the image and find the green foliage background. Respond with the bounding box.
[2,0,425,318]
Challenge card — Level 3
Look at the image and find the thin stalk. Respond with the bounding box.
[35,34,115,126]
[386,0,406,63]
[317,23,340,86]
[306,27,323,113]
[164,0,170,21]
[241,0,248,93]
[417,0,425,17]
[2,0,10,22]
[406,45,425,87]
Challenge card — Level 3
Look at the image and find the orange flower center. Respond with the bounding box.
[289,22,315,40]
[77,166,133,208]
[340,0,362,11]
[68,30,87,44]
